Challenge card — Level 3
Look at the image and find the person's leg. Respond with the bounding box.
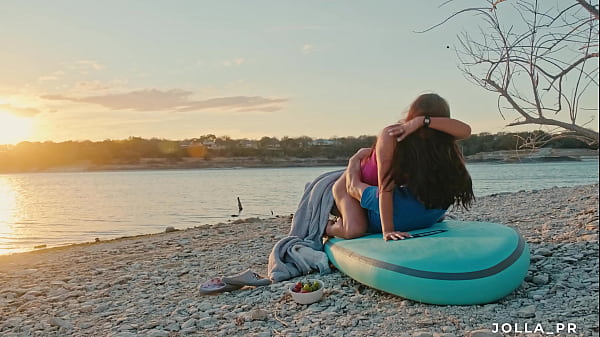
[326,173,368,239]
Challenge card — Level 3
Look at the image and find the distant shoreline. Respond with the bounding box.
[464,148,598,164]
[42,157,350,173]
[1,148,597,174]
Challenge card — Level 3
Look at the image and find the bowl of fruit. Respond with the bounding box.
[289,279,324,304]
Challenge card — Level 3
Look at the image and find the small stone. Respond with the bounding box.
[112,333,137,337]
[441,325,457,332]
[248,309,268,321]
[48,317,72,330]
[581,234,598,241]
[467,330,501,337]
[79,305,93,313]
[529,254,544,262]
[181,318,197,330]
[118,325,134,332]
[1,288,27,297]
[2,333,19,337]
[535,248,552,256]
[532,273,549,285]
[517,304,537,318]
[180,328,197,335]
[80,322,94,329]
[3,317,22,328]
[147,330,169,337]
[112,276,133,285]
[142,321,160,329]
[94,303,110,313]
[197,317,218,328]
[165,226,177,233]
[413,332,434,337]
[165,321,180,331]
[256,331,272,337]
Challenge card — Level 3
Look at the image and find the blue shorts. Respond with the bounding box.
[360,186,446,233]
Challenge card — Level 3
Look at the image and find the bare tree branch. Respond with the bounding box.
[576,0,600,19]
[424,0,599,144]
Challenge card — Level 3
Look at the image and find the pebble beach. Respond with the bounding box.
[0,184,598,337]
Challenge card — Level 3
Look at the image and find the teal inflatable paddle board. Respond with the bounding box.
[324,220,530,305]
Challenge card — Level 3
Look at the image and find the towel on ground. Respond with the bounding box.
[267,169,344,282]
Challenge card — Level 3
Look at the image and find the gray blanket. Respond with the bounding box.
[267,169,344,282]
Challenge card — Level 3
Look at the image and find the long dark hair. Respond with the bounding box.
[383,93,475,210]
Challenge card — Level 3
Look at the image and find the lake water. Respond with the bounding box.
[0,160,598,255]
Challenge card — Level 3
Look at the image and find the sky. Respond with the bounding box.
[0,1,598,145]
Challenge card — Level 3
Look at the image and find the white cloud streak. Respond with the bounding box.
[223,58,245,67]
[302,44,314,55]
[0,103,42,117]
[42,89,288,113]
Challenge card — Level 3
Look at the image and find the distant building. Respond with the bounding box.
[310,139,337,146]
[201,140,225,150]
[265,143,281,150]
[239,140,259,149]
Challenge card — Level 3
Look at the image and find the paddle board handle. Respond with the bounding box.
[409,229,447,238]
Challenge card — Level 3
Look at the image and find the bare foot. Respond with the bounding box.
[323,217,339,239]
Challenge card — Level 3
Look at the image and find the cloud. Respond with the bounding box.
[38,76,59,82]
[302,44,314,55]
[0,104,41,117]
[223,58,245,67]
[70,60,105,74]
[73,81,115,92]
[37,71,64,82]
[43,89,193,111]
[267,25,325,33]
[42,89,288,113]
[177,96,287,112]
[75,60,105,71]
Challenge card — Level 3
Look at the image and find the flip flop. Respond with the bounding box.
[222,269,271,286]
[199,277,243,295]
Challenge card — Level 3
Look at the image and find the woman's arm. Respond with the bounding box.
[345,150,370,201]
[376,128,411,241]
[349,147,372,163]
[387,117,471,141]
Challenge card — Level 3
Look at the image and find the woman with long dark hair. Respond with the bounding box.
[325,93,475,241]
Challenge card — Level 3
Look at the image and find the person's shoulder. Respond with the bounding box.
[378,125,397,143]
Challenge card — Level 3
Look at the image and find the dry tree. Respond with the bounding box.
[422,0,599,146]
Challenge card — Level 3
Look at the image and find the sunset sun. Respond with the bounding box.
[0,111,33,145]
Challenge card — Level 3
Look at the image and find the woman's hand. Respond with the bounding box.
[349,147,372,163]
[346,147,371,181]
[383,231,412,241]
[385,117,423,142]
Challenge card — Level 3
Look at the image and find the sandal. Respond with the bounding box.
[222,269,271,286]
[199,277,243,295]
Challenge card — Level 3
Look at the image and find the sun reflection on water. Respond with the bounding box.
[0,176,19,255]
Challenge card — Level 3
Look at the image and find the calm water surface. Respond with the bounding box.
[0,161,598,254]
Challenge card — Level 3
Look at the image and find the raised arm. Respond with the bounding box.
[387,116,471,141]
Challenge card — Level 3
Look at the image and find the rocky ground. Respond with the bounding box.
[0,184,598,337]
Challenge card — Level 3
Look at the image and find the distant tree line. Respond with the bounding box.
[458,131,598,155]
[0,131,595,172]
